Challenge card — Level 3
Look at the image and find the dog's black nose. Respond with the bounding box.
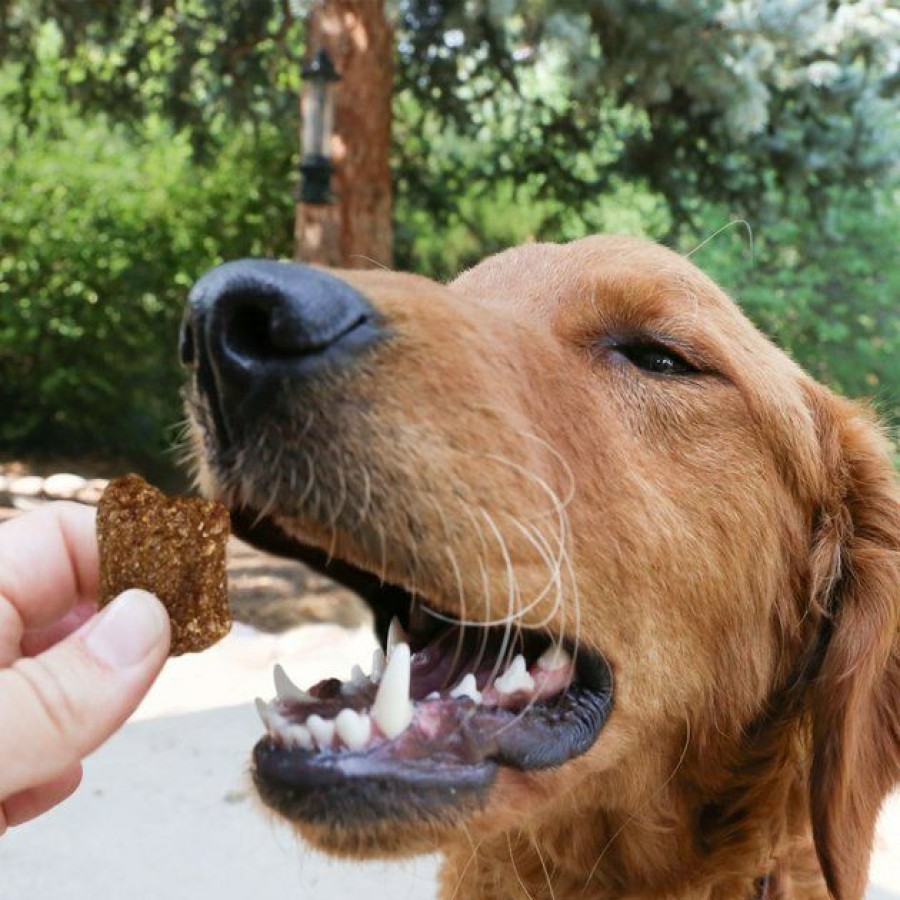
[181,259,384,439]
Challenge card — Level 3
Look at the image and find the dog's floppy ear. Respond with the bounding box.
[804,387,900,900]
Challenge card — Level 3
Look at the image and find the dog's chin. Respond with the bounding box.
[223,502,614,846]
[254,753,493,858]
[256,749,594,862]
[273,814,475,859]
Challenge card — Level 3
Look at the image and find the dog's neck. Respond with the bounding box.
[441,825,822,900]
[439,723,829,900]
[441,834,782,900]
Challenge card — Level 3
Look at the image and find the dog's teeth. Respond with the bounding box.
[306,714,335,748]
[286,724,313,749]
[386,617,409,658]
[335,709,371,750]
[372,642,414,739]
[426,691,441,701]
[342,664,370,696]
[371,647,386,682]
[537,645,572,672]
[450,673,482,703]
[254,697,272,728]
[273,663,311,701]
[494,654,535,694]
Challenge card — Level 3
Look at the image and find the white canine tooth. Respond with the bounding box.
[286,724,313,750]
[372,642,414,739]
[273,664,311,701]
[450,673,482,703]
[254,697,272,728]
[371,647,386,682]
[426,691,441,701]
[537,645,572,672]
[494,654,535,695]
[335,709,372,751]
[306,714,335,748]
[386,617,409,658]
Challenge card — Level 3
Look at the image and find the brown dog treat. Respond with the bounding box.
[97,474,231,655]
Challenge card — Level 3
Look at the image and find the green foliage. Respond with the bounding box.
[0,47,296,456]
[685,188,900,430]
[394,173,669,281]
[3,1,897,227]
[393,0,899,228]
[0,4,896,464]
[1,0,305,159]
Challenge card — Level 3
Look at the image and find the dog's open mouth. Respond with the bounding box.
[235,510,613,824]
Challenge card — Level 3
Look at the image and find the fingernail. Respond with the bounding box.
[83,589,168,668]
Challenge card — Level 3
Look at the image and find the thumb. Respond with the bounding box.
[0,589,170,801]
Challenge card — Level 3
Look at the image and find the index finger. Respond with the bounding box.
[0,503,99,633]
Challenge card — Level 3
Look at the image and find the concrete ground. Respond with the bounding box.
[1,622,441,900]
[2,620,898,900]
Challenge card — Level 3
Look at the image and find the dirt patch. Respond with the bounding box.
[226,535,370,632]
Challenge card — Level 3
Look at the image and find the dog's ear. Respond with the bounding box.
[804,387,900,900]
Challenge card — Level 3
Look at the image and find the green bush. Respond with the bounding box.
[687,188,900,433]
[0,87,296,458]
[1,28,895,466]
[398,165,899,453]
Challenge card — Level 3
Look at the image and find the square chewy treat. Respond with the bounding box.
[97,474,232,655]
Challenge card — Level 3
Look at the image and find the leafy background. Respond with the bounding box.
[0,1,897,464]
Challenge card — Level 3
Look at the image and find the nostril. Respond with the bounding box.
[224,295,279,362]
[270,309,370,353]
[221,287,373,363]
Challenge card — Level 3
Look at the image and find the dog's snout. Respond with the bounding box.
[181,259,384,439]
[183,259,381,370]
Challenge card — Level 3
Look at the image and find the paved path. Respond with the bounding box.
[0,706,440,900]
[1,624,442,900]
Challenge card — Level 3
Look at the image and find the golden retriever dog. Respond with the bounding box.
[180,235,900,899]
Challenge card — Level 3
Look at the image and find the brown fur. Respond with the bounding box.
[192,236,900,899]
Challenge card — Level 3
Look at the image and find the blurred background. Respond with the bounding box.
[0,3,898,897]
[0,0,897,476]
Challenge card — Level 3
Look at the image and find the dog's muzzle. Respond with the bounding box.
[179,259,384,445]
[178,256,616,835]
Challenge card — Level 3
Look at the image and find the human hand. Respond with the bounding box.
[0,502,171,834]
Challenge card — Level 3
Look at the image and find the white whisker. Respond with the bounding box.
[507,833,536,900]
[582,713,690,891]
[685,218,754,261]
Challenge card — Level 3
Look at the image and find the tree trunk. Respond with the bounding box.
[294,0,394,269]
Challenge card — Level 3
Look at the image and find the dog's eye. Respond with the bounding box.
[611,341,698,376]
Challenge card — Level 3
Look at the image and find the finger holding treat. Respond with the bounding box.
[0,476,232,833]
[0,502,170,833]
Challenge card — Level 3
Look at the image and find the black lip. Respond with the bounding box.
[251,683,611,826]
[252,681,611,825]
[254,739,497,825]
